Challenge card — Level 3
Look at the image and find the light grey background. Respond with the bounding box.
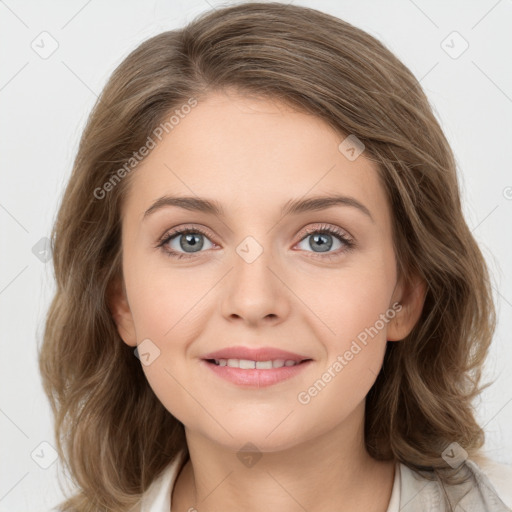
[1,0,511,510]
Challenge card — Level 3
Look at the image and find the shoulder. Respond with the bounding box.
[398,458,512,512]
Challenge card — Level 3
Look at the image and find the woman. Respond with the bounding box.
[39,3,512,511]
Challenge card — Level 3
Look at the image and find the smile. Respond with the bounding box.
[203,358,312,387]
[210,358,302,369]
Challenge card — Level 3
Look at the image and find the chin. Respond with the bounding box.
[202,424,307,455]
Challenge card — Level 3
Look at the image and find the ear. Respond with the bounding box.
[106,276,137,347]
[387,273,427,342]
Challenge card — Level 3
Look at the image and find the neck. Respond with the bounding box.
[171,404,396,512]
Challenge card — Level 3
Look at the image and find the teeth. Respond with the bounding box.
[214,358,300,369]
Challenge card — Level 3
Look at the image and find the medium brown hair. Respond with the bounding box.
[39,2,496,510]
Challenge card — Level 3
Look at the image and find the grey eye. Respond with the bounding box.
[296,232,343,253]
[168,232,214,253]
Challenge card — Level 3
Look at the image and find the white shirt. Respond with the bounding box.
[139,449,512,511]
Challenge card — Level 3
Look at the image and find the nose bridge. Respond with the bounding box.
[233,232,277,291]
[227,207,278,271]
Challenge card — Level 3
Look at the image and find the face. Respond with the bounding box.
[110,89,422,453]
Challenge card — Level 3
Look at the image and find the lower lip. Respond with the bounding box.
[202,359,312,387]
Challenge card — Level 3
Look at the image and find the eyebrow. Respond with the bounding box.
[143,194,374,222]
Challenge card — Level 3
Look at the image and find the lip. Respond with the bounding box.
[202,359,313,387]
[201,346,311,363]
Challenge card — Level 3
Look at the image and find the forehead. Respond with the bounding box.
[122,91,389,226]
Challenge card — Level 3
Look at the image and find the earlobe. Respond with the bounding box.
[106,277,138,347]
[387,274,427,342]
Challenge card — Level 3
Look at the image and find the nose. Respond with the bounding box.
[220,239,291,327]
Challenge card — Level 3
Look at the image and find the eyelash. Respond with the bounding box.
[156,223,355,261]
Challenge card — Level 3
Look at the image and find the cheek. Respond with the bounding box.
[124,251,210,341]
[125,268,206,422]
[124,262,213,389]
[303,256,395,349]
[295,270,394,422]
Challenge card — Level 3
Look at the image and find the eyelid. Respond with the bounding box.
[156,223,216,247]
[298,223,354,243]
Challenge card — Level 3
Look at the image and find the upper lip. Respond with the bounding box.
[202,346,311,363]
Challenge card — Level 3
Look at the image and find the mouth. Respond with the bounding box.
[201,357,313,387]
[200,346,313,386]
[204,358,312,369]
[201,345,312,364]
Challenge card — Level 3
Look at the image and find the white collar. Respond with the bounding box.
[140,451,400,512]
[140,449,188,512]
[138,452,512,512]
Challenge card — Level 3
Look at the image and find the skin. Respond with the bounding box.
[109,89,426,512]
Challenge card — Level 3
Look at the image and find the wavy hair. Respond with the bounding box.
[38,2,496,510]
